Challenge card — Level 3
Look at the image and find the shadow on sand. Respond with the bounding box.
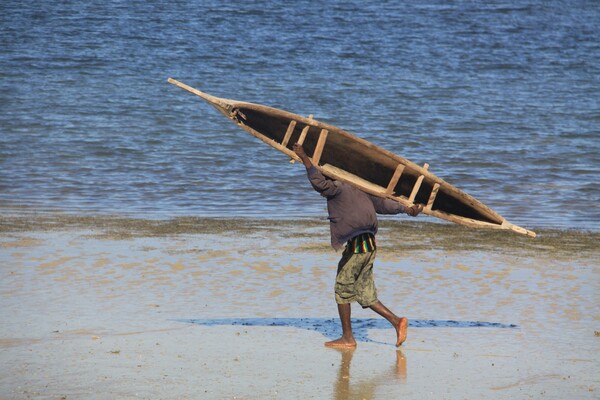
[177,317,517,345]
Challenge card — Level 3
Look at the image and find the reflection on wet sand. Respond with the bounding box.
[333,348,407,399]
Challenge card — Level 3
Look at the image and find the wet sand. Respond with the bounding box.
[1,215,598,399]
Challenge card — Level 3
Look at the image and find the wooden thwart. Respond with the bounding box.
[281,120,296,148]
[408,163,429,203]
[312,129,328,165]
[297,125,310,146]
[297,115,313,146]
[425,183,440,211]
[386,164,405,195]
[289,115,313,164]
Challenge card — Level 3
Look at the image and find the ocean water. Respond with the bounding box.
[1,0,599,231]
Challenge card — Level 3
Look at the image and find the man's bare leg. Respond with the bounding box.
[325,303,357,348]
[369,301,408,346]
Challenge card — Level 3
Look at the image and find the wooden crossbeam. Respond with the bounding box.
[281,120,296,148]
[289,116,313,164]
[408,163,429,203]
[312,129,329,165]
[297,125,310,146]
[425,183,440,211]
[289,124,311,164]
[297,115,313,146]
[385,164,405,195]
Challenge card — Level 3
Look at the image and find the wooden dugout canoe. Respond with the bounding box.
[168,78,536,238]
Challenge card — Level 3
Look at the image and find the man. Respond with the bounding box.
[293,143,423,348]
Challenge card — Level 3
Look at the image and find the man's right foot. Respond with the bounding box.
[324,337,357,348]
[396,317,408,347]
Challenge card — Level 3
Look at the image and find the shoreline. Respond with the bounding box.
[1,212,598,256]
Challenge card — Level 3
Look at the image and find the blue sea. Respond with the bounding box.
[1,0,599,231]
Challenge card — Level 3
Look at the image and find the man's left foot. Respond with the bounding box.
[396,317,408,347]
[324,337,357,348]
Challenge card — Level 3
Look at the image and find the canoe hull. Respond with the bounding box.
[168,78,535,237]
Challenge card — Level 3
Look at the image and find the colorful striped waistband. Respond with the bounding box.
[348,233,376,254]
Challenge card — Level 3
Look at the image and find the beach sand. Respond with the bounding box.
[1,215,598,399]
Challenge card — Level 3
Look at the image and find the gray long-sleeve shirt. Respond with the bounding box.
[306,166,407,250]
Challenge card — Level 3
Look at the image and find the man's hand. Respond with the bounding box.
[293,143,307,159]
[406,204,424,217]
[293,143,312,168]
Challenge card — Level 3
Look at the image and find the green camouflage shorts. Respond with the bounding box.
[334,247,378,307]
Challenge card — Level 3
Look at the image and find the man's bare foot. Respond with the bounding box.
[396,317,408,347]
[325,337,357,348]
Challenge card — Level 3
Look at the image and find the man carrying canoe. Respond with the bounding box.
[293,143,423,348]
